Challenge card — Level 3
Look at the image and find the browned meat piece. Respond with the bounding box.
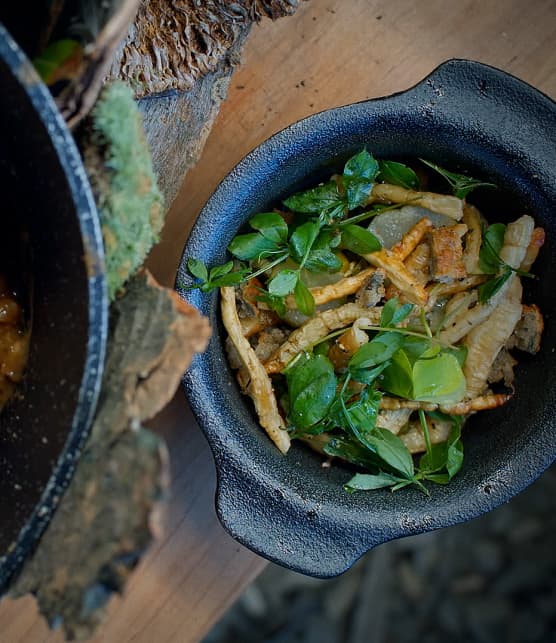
[253,327,290,363]
[429,225,467,283]
[507,304,544,354]
[487,347,517,387]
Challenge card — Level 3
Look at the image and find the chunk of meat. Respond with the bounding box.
[429,225,467,283]
[328,318,371,370]
[506,304,544,354]
[487,347,517,387]
[355,269,385,308]
[253,327,290,363]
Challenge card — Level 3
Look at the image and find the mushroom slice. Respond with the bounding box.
[264,303,382,374]
[463,275,523,398]
[368,183,464,220]
[221,286,290,454]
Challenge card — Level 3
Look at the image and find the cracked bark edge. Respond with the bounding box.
[9,272,211,641]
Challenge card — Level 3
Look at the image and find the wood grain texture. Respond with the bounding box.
[1,1,555,641]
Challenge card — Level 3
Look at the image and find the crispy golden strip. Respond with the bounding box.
[520,226,545,272]
[429,225,467,282]
[399,418,453,454]
[499,215,535,269]
[463,276,523,398]
[285,267,375,309]
[462,204,483,274]
[380,393,512,414]
[405,242,431,285]
[264,303,382,374]
[391,217,433,260]
[368,183,464,220]
[376,408,412,434]
[221,286,290,454]
[363,249,428,305]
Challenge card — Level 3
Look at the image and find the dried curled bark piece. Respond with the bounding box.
[108,0,300,97]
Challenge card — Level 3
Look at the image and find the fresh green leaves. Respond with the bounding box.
[268,269,298,296]
[285,353,337,430]
[249,212,289,244]
[186,258,245,292]
[283,182,342,215]
[479,223,506,274]
[229,213,289,261]
[418,414,464,484]
[419,159,497,199]
[477,223,533,303]
[283,149,379,218]
[378,160,420,190]
[342,150,380,210]
[340,224,382,255]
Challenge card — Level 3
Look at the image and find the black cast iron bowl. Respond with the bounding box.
[178,59,556,578]
[0,25,107,592]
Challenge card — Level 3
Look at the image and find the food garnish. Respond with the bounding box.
[183,151,544,494]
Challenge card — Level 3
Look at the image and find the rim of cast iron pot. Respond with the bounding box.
[178,59,556,578]
[0,25,108,591]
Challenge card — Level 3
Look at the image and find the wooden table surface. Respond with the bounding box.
[1,1,555,641]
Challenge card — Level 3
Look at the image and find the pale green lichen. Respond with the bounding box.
[89,82,163,300]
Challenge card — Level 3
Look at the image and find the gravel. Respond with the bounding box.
[204,467,556,643]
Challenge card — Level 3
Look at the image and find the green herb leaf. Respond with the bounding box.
[283,181,343,214]
[477,267,512,303]
[479,223,506,274]
[349,332,405,371]
[419,159,497,199]
[349,361,390,385]
[285,354,337,430]
[378,160,420,190]
[289,221,321,264]
[228,233,281,261]
[341,224,382,254]
[294,279,315,316]
[324,435,382,470]
[256,290,287,317]
[210,272,245,288]
[380,298,414,328]
[303,231,343,272]
[344,471,403,492]
[342,150,379,210]
[268,269,299,296]
[412,352,466,404]
[187,257,208,282]
[209,260,234,280]
[364,428,415,480]
[380,349,414,399]
[249,212,289,244]
[418,415,464,482]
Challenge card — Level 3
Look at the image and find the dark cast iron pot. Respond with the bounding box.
[0,25,107,592]
[178,59,556,578]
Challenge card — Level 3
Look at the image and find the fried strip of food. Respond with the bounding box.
[429,225,467,283]
[463,275,523,398]
[439,216,533,343]
[405,242,431,285]
[391,217,433,260]
[499,215,535,269]
[264,303,382,374]
[399,417,452,454]
[506,303,544,354]
[520,226,545,272]
[368,183,464,220]
[380,393,512,414]
[221,286,290,454]
[363,249,428,305]
[285,267,376,309]
[427,276,486,309]
[462,204,483,274]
